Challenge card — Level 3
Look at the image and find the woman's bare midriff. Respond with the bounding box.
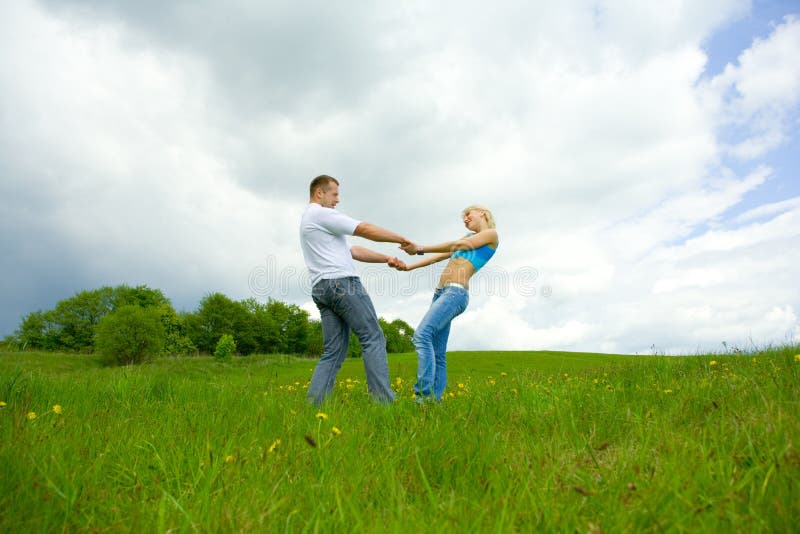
[437,257,475,288]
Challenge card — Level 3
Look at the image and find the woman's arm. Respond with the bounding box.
[403,252,451,271]
[417,229,498,254]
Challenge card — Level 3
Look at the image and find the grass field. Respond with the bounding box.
[1,347,798,532]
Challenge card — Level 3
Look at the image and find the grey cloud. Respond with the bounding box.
[37,0,407,116]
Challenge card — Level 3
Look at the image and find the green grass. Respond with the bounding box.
[1,347,798,532]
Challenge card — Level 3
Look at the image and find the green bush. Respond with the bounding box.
[214,334,237,360]
[95,305,166,365]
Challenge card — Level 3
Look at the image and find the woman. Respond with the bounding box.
[400,205,498,401]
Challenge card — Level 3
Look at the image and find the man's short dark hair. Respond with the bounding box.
[309,175,339,197]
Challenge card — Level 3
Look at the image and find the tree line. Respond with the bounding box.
[7,284,415,359]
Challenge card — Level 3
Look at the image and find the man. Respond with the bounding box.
[301,175,417,404]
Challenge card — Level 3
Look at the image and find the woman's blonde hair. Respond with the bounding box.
[462,205,496,229]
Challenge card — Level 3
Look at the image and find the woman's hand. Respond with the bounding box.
[387,257,409,271]
[399,241,422,255]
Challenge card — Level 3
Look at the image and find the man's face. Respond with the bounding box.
[319,183,340,208]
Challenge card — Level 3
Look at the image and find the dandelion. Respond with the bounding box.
[268,439,281,453]
[795,354,800,362]
[0,401,6,408]
[395,377,403,385]
[224,455,236,464]
[332,427,342,436]
[316,412,328,420]
[511,388,518,395]
[346,384,354,391]
[52,405,62,415]
[500,372,507,377]
[489,379,496,386]
[457,383,465,389]
[663,389,673,394]
[710,360,718,367]
[448,392,455,398]
[27,412,36,420]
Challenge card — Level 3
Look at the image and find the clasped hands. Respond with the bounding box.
[386,240,422,271]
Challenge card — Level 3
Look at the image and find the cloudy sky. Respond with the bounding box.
[2,0,799,354]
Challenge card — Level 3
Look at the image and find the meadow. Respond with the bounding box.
[1,347,798,532]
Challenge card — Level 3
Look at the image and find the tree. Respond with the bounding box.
[262,300,310,354]
[184,293,252,354]
[214,334,237,360]
[46,287,116,351]
[158,304,197,355]
[378,318,415,353]
[95,305,165,365]
[111,285,170,310]
[305,320,324,357]
[12,284,177,353]
[15,310,49,350]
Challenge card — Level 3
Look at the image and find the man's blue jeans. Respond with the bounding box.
[413,285,469,401]
[307,277,396,405]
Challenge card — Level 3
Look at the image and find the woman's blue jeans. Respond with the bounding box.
[413,285,469,400]
[307,277,396,405]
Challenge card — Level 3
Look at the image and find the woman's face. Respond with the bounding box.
[463,209,484,231]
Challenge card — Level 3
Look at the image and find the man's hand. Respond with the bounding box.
[399,241,421,255]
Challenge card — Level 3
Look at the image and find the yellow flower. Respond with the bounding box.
[27,412,37,420]
[500,372,507,377]
[663,389,673,394]
[709,360,717,366]
[489,379,496,386]
[395,377,403,385]
[53,405,62,415]
[511,388,518,395]
[316,412,328,420]
[457,383,465,389]
[346,384,354,390]
[268,439,281,453]
[794,354,800,362]
[224,455,236,464]
[0,401,6,408]
[332,427,342,436]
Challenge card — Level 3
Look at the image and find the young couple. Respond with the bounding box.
[300,175,498,405]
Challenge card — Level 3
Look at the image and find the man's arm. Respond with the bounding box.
[353,222,412,246]
[351,245,404,265]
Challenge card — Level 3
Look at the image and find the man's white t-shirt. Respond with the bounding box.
[300,203,362,287]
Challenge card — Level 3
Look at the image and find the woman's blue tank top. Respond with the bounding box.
[451,234,497,271]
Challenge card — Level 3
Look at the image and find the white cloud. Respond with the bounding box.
[701,15,800,160]
[735,196,800,223]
